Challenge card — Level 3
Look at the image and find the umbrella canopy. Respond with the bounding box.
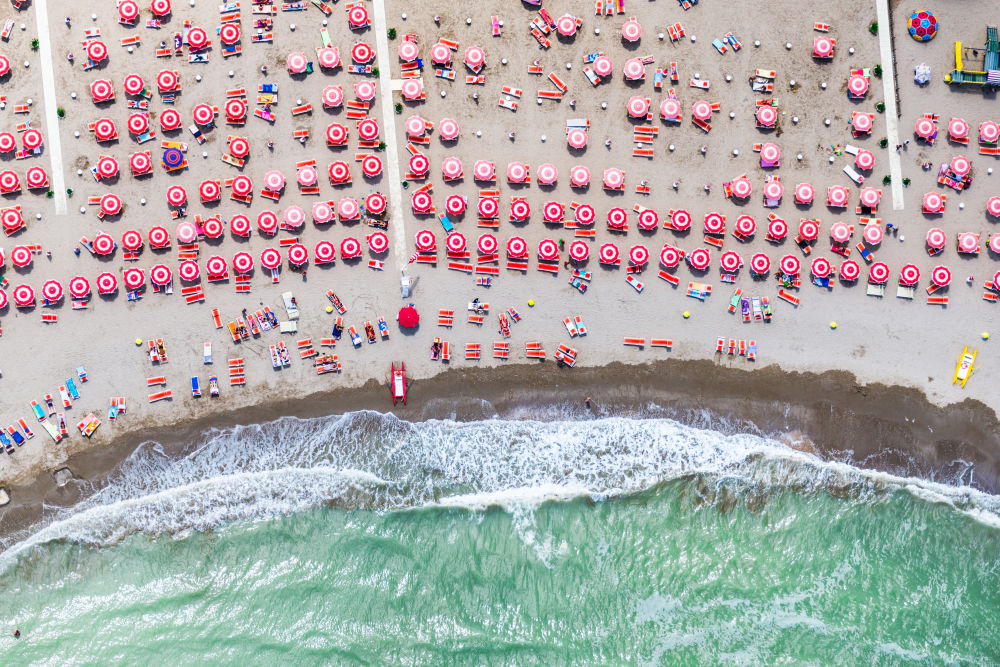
[401,79,424,101]
[478,234,498,255]
[750,253,771,275]
[312,201,333,224]
[931,265,951,287]
[260,248,282,269]
[398,40,419,62]
[863,223,883,246]
[338,198,360,220]
[687,247,710,271]
[568,241,589,262]
[621,19,641,42]
[839,260,861,282]
[150,264,172,286]
[557,14,579,37]
[507,162,529,183]
[178,260,200,282]
[627,96,650,118]
[543,202,563,223]
[507,237,528,258]
[69,276,90,299]
[599,243,620,264]
[957,232,979,253]
[444,232,465,254]
[899,264,920,285]
[926,227,946,249]
[464,45,486,70]
[93,118,118,141]
[97,272,118,294]
[537,163,558,185]
[813,36,834,57]
[915,117,937,140]
[12,284,35,307]
[922,191,944,213]
[121,229,143,251]
[122,269,144,292]
[593,55,612,78]
[827,186,849,207]
[398,306,419,328]
[731,177,752,199]
[575,204,595,225]
[231,214,251,237]
[669,209,691,231]
[314,241,336,263]
[869,262,890,283]
[830,222,852,244]
[851,112,872,134]
[91,79,114,102]
[367,231,390,254]
[628,245,649,266]
[794,182,814,204]
[439,118,460,141]
[341,237,362,258]
[914,63,931,84]
[603,168,625,190]
[623,58,645,81]
[365,192,387,216]
[720,251,742,272]
[780,254,801,275]
[160,109,182,132]
[987,196,1000,218]
[981,121,1000,144]
[570,165,590,187]
[148,226,170,248]
[660,245,682,268]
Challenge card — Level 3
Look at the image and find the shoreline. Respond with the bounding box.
[2,357,997,544]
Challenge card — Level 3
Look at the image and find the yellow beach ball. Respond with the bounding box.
[135,338,143,345]
[326,306,334,313]
[528,299,535,307]
[983,332,990,340]
[830,321,838,329]
[682,311,690,319]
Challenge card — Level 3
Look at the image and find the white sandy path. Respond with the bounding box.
[33,0,68,215]
[875,0,904,211]
[372,0,406,269]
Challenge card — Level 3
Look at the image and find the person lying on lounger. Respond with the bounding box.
[365,323,376,342]
[431,341,441,360]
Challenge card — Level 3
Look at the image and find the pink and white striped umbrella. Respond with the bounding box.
[621,19,642,42]
[569,241,589,262]
[760,143,781,166]
[99,194,122,216]
[225,98,247,121]
[233,252,254,274]
[543,201,564,222]
[780,254,800,276]
[91,79,114,102]
[593,55,613,77]
[0,56,8,78]
[607,207,627,228]
[848,74,868,97]
[283,206,305,229]
[230,215,251,237]
[439,118,460,141]
[720,251,741,273]
[987,196,1000,218]
[767,217,787,240]
[830,222,852,243]
[25,166,48,189]
[187,27,208,50]
[286,52,308,74]
[735,215,756,237]
[923,191,944,212]
[731,177,752,199]
[220,23,240,45]
[121,229,143,251]
[478,197,498,218]
[869,262,889,283]
[575,204,595,225]
[441,156,463,180]
[810,256,832,278]
[415,229,436,251]
[127,113,149,135]
[445,195,466,216]
[0,133,16,153]
[813,36,834,57]
[570,165,590,187]
[799,219,820,241]
[94,118,118,140]
[166,185,187,206]
[368,231,389,254]
[860,187,881,208]
[660,99,681,121]
[159,109,182,131]
[338,198,360,220]
[38,280,59,303]
[950,155,971,177]
[199,180,221,202]
[9,245,31,267]
[311,201,333,224]
[148,226,170,248]
[348,5,368,28]
[257,211,278,235]
[981,121,1000,143]
[931,265,951,287]
[507,162,528,183]
[12,285,35,307]
[750,253,770,275]
[703,212,725,235]
[557,15,578,37]
[949,117,968,139]
[839,260,860,281]
[69,276,91,298]
[178,260,200,281]
[157,69,178,92]
[402,79,423,101]
[97,156,118,179]
[478,233,498,254]
[687,247,711,271]
[464,45,485,69]
[692,100,712,121]
[412,191,433,213]
[130,152,151,175]
[118,0,139,21]
[637,209,658,230]
[827,186,849,207]
[192,103,214,126]
[1,207,23,231]
[764,181,783,202]
[315,241,336,263]
[260,248,282,269]
[856,149,875,170]
[629,244,649,265]
[670,209,691,231]
[323,87,344,109]
[851,112,872,134]
[507,237,528,258]
[957,232,979,253]
[398,40,419,62]
[357,119,380,141]
[510,199,530,220]
[408,153,429,177]
[623,59,645,81]
[445,232,466,254]
[97,272,118,294]
[203,217,223,239]
[287,243,308,266]
[599,243,620,264]
[864,224,883,246]
[537,163,558,185]
[150,264,172,286]
[151,0,171,17]
[915,117,937,140]
[603,168,625,190]
[21,129,42,150]
[431,42,451,65]
[926,227,946,249]
[756,106,777,127]
[87,40,109,62]
[627,96,649,118]
[794,182,814,204]
[176,221,198,244]
[232,175,253,196]
[355,80,376,102]
[898,264,920,285]
[473,160,494,181]
[362,155,383,178]
[365,192,387,216]
[660,245,682,268]
[329,162,351,183]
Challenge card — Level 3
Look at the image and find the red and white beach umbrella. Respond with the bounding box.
[623,58,645,80]
[687,247,711,271]
[899,264,920,285]
[206,255,228,277]
[464,45,486,69]
[446,195,466,216]
[599,243,620,264]
[813,36,834,58]
[915,117,936,140]
[157,69,178,92]
[328,161,351,184]
[348,4,368,28]
[121,229,143,251]
[780,254,800,276]
[593,55,613,77]
[357,119,379,141]
[401,79,423,101]
[0,133,16,153]
[661,98,681,121]
[810,256,832,278]
[731,177,752,199]
[957,232,979,253]
[799,219,820,241]
[622,18,642,42]
[864,223,883,246]
[660,245,681,268]
[127,113,149,135]
[1,206,23,232]
[338,198,360,220]
[148,226,170,248]
[203,217,223,239]
[12,285,35,307]
[507,237,528,258]
[839,260,860,281]
[848,74,869,97]
[199,180,220,202]
[412,191,433,213]
[225,99,247,122]
[178,260,200,282]
[361,155,383,178]
[314,240,336,263]
[25,166,47,189]
[860,187,880,208]
[355,80,377,102]
[10,245,32,268]
[931,265,951,287]
[93,118,117,141]
[764,180,783,202]
[441,156,462,180]
[627,96,649,118]
[471,160,494,181]
[557,14,578,36]
[637,209,658,230]
[856,149,875,171]
[507,162,528,183]
[323,87,344,110]
[176,221,197,244]
[510,199,530,220]
[231,175,253,197]
[97,156,119,179]
[340,237,362,259]
[567,128,588,150]
[629,244,650,265]
[150,264,172,286]
[165,185,187,207]
[922,191,944,212]
[537,163,558,185]
[99,194,122,216]
[230,214,251,237]
[317,47,340,70]
[257,211,278,235]
[926,227,947,250]
[287,244,308,266]
[159,109,181,131]
[192,103,214,126]
[794,182,814,204]
[260,248,282,270]
[187,27,208,50]
[767,217,787,240]
[405,115,427,137]
[365,192,387,216]
[478,233,498,255]
[41,280,62,303]
[735,215,756,238]
[720,251,741,272]
[87,40,109,62]
[351,43,374,64]
[312,201,333,224]
[219,23,240,45]
[568,241,589,262]
[91,79,114,102]
[20,129,42,151]
[981,121,1000,143]
[430,42,451,65]
[987,196,1000,218]
[151,0,171,16]
[97,272,118,294]
[538,201,561,223]
[575,204,595,225]
[869,262,889,283]
[692,100,712,121]
[408,153,429,177]
[570,165,590,187]
[950,155,971,177]
[750,253,770,275]
[607,207,627,229]
[827,186,849,207]
[445,232,466,254]
[69,276,90,299]
[949,117,968,139]
[851,112,872,134]
[439,118,459,141]
[704,212,725,235]
[0,56,8,78]
[756,105,777,127]
[415,229,436,252]
[669,209,691,231]
[398,40,419,62]
[367,231,390,254]
[603,168,625,190]
[830,222,852,244]
[0,289,6,309]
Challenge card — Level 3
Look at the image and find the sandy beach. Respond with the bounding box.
[1,0,999,502]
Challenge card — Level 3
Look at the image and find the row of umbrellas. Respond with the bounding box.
[0,129,43,153]
[0,166,49,192]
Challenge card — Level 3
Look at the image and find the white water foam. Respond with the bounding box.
[2,411,999,569]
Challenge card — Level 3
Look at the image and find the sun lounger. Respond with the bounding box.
[148,390,172,403]
[777,289,800,306]
[465,343,481,360]
[564,317,578,337]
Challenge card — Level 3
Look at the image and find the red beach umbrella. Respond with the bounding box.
[329,161,351,184]
[340,237,362,258]
[735,215,756,238]
[767,217,787,240]
[230,215,251,237]
[839,259,860,282]
[780,254,800,276]
[599,243,620,264]
[365,192,387,216]
[232,175,253,197]
[799,219,820,241]
[323,87,344,109]
[148,226,170,248]
[864,224,883,246]
[720,251,742,273]
[507,237,528,258]
[87,41,109,62]
[444,232,465,254]
[12,284,35,308]
[260,248,281,270]
[367,231,390,254]
[869,262,890,283]
[687,247,711,271]
[507,162,528,183]
[150,264,172,286]
[398,305,419,328]
[538,239,559,261]
[42,280,63,303]
[575,204,595,225]
[351,42,374,63]
[220,24,240,45]
[637,209,658,230]
[750,253,770,275]
[178,260,200,282]
[660,245,681,268]
[794,182,814,204]
[703,212,725,235]
[810,256,832,278]
[669,209,691,231]
[568,241,589,262]
[69,276,90,299]
[206,255,228,277]
[203,217,223,239]
[187,27,208,50]
[121,229,143,251]
[899,264,920,285]
[156,69,178,92]
[629,244,650,265]
[931,265,951,287]
[414,229,436,252]
[166,185,187,206]
[731,177,752,199]
[199,179,221,202]
[127,113,149,135]
[130,151,151,175]
[9,245,32,268]
[99,194,122,216]
[607,207,627,229]
[411,191,433,213]
[97,272,118,294]
[314,241,336,263]
[25,166,47,189]
[477,234,498,255]
[97,156,119,179]
[543,201,564,223]
[446,195,466,216]
[91,79,114,102]
[124,268,145,290]
[151,0,171,16]
[257,211,278,235]
[159,108,182,131]
[311,201,333,224]
[93,118,118,141]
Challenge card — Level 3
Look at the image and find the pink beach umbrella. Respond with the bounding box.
[622,19,642,42]
[441,156,463,180]
[464,45,486,70]
[949,117,969,141]
[187,27,208,50]
[767,217,787,241]
[957,232,980,254]
[687,247,711,271]
[439,118,459,141]
[735,215,756,238]
[848,75,869,97]
[311,201,333,224]
[368,232,390,254]
[568,241,589,262]
[925,227,946,250]
[851,112,872,134]
[12,285,35,308]
[365,192,387,216]
[813,36,834,58]
[660,244,682,268]
[361,155,383,178]
[411,191,433,213]
[987,196,1000,218]
[839,260,860,282]
[431,43,451,66]
[287,52,308,74]
[780,254,801,276]
[338,198,360,221]
[810,256,832,279]
[510,199,530,221]
[0,56,8,78]
[950,155,971,178]
[760,143,781,167]
[150,264,172,286]
[623,58,645,80]
[406,115,427,137]
[478,233,498,255]
[915,117,937,141]
[830,222,852,244]
[627,96,649,118]
[398,40,419,62]
[402,79,424,102]
[750,253,770,275]
[863,223,883,246]
[9,245,31,268]
[473,160,495,181]
[543,201,564,223]
[756,106,777,127]
[599,243,620,265]
[637,209,658,230]
[869,262,890,283]
[323,86,344,110]
[557,15,578,37]
[692,100,712,121]
[731,177,752,199]
[703,212,725,235]
[121,229,143,251]
[415,229,437,252]
[603,167,625,190]
[317,47,340,69]
[507,162,529,183]
[178,260,200,282]
[922,191,944,213]
[176,221,198,244]
[264,170,286,192]
[570,165,590,187]
[607,207,627,229]
[794,182,814,204]
[661,98,681,121]
[148,226,170,248]
[230,215,251,237]
[314,241,336,264]
[593,55,613,78]
[284,205,305,229]
[354,80,376,102]
[899,264,920,286]
[827,186,849,207]
[764,180,783,203]
[981,121,1000,144]
[931,265,951,287]
[260,248,282,270]
[990,237,1000,255]
[537,163,558,185]
[444,232,466,254]
[859,187,881,209]
[856,149,875,171]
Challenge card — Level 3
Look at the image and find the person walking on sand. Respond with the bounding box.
[585,397,592,409]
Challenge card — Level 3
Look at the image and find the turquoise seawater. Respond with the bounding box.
[1,412,999,664]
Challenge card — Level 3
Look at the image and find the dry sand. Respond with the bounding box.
[0,0,998,495]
